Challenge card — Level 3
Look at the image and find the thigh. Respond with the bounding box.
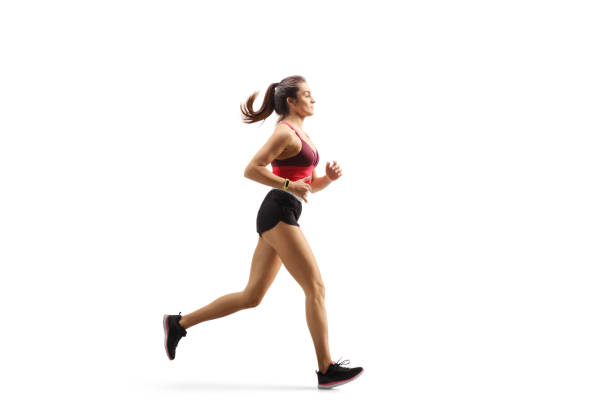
[261,221,324,295]
[243,235,283,300]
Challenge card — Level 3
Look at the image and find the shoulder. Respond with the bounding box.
[275,121,292,133]
[271,123,294,142]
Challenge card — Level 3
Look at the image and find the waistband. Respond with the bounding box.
[270,188,304,204]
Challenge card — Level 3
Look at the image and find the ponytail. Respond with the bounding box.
[240,75,305,125]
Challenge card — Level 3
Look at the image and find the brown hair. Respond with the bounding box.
[240,75,306,124]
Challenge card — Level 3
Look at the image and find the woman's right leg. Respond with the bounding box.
[178,236,283,329]
[261,221,333,374]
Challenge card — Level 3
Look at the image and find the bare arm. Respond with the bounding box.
[310,168,332,193]
[243,128,293,189]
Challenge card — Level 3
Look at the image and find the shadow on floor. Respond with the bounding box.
[154,381,334,392]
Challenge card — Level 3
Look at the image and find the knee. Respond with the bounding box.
[306,281,325,299]
[243,292,263,308]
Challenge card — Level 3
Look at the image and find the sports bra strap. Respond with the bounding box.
[280,121,301,137]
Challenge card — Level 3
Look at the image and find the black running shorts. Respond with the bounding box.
[256,189,302,237]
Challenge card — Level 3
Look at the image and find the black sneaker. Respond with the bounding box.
[163,312,187,360]
[315,358,364,389]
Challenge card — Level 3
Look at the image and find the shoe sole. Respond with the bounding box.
[318,368,364,389]
[163,314,173,360]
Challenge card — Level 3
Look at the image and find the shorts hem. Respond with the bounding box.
[257,219,300,236]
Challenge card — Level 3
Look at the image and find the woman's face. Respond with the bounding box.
[288,82,315,117]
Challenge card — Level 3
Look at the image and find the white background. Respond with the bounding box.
[1,0,611,407]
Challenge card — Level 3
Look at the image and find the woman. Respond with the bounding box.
[163,75,364,389]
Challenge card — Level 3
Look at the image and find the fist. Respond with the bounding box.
[325,161,343,181]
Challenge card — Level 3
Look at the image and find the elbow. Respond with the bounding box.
[244,163,266,179]
[244,165,254,179]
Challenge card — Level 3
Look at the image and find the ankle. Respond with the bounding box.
[318,361,332,374]
[178,316,188,330]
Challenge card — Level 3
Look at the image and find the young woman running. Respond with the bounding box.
[163,75,364,389]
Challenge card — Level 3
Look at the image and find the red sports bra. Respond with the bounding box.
[271,121,319,184]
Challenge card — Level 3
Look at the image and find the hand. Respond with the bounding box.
[288,176,312,203]
[325,161,343,181]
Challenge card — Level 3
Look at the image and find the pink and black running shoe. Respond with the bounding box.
[316,358,364,389]
[163,312,187,360]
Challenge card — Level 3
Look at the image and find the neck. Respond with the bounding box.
[282,114,305,130]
